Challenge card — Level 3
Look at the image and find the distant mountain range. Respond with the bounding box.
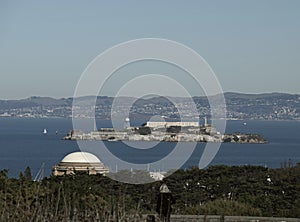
[0,92,299,120]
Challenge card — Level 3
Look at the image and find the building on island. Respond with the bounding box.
[52,152,109,176]
[146,121,199,128]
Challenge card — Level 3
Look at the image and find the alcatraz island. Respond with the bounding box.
[64,118,267,143]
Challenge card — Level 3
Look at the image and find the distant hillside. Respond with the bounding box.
[0,96,72,109]
[0,92,299,120]
[222,92,300,120]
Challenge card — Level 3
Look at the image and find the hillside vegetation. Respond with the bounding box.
[1,164,300,221]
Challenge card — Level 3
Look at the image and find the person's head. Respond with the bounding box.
[159,183,171,193]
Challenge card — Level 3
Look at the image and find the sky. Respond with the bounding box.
[0,0,299,99]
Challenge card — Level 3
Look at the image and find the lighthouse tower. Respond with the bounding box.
[204,116,208,127]
[124,117,130,129]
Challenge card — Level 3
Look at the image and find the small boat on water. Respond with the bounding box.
[43,128,48,135]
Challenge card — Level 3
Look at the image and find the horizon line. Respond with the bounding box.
[0,91,299,101]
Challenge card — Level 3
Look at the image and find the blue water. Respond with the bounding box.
[0,118,299,177]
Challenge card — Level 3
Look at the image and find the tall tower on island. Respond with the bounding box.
[124,117,130,129]
[204,116,208,127]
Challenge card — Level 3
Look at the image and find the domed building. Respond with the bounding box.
[52,152,109,176]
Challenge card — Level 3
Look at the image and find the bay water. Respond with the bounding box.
[0,118,299,178]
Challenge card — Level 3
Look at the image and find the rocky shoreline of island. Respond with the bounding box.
[63,132,267,143]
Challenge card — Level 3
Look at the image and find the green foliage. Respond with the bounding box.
[1,165,300,220]
[166,126,181,133]
[24,166,32,181]
[109,170,155,184]
[136,126,151,135]
[223,137,231,143]
[185,199,262,216]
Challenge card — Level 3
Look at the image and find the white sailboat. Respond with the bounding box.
[43,128,48,135]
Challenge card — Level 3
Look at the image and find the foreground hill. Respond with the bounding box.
[1,164,300,220]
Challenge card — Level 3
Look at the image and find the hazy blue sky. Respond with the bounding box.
[0,0,299,99]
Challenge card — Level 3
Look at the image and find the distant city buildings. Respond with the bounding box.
[0,93,300,120]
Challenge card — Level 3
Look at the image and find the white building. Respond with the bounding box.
[146,121,199,128]
[52,152,109,176]
[149,172,165,181]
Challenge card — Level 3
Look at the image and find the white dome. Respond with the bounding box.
[61,152,101,163]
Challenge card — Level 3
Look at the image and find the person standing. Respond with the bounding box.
[156,182,174,222]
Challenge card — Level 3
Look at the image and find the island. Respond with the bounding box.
[63,121,267,144]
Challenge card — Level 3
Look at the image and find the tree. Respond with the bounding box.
[185,199,262,216]
[24,166,32,181]
[136,127,151,135]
